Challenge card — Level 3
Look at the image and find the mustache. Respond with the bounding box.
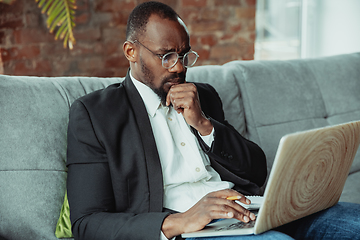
[163,72,186,84]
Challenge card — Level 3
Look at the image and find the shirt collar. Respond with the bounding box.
[130,71,169,117]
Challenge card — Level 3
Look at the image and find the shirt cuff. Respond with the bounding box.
[161,231,175,240]
[199,127,215,147]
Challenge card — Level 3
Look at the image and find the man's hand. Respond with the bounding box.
[161,189,256,239]
[166,83,213,136]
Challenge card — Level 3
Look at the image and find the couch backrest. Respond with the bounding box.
[189,52,360,174]
[0,76,122,239]
[187,64,246,136]
[1,52,359,239]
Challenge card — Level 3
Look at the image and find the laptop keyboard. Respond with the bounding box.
[215,220,256,231]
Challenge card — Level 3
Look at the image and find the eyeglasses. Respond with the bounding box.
[133,40,199,69]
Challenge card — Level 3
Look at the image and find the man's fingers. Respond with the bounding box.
[166,91,171,106]
[209,208,254,223]
[205,195,255,222]
[170,96,193,111]
[208,210,234,219]
[226,195,251,205]
[227,195,251,205]
[178,190,256,234]
[166,83,197,106]
[168,82,196,92]
[205,189,256,222]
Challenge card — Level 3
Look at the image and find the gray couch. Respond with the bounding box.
[1,52,359,239]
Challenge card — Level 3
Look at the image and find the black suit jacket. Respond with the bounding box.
[66,72,267,240]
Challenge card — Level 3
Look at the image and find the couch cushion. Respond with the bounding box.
[0,75,121,239]
[0,171,67,239]
[187,64,246,136]
[340,171,360,204]
[233,53,360,174]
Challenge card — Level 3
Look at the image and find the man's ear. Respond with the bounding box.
[123,41,137,63]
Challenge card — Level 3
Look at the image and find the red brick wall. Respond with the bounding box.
[0,0,256,77]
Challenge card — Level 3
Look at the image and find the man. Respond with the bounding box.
[67,2,360,240]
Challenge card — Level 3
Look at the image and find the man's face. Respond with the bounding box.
[132,15,190,105]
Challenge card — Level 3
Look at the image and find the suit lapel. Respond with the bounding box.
[123,72,164,212]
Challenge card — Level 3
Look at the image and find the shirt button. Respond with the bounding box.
[168,117,172,121]
[181,142,186,146]
[195,167,200,172]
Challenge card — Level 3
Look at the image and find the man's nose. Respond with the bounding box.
[169,59,185,73]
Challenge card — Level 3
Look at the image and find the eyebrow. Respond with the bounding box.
[157,46,192,55]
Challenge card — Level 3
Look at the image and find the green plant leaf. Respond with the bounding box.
[37,0,47,8]
[36,0,76,49]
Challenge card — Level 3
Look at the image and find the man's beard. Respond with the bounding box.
[140,57,185,106]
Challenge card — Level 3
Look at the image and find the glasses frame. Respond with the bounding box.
[133,40,199,69]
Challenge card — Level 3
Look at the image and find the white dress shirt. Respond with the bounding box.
[130,72,234,239]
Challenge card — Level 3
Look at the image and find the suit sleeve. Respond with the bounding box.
[66,100,169,240]
[194,83,267,194]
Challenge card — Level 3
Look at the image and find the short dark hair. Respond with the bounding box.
[126,1,179,41]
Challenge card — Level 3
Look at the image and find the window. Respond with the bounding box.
[255,0,360,60]
[255,0,301,60]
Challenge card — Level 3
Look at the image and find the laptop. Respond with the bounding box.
[182,120,360,238]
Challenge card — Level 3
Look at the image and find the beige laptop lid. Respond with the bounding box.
[254,120,360,234]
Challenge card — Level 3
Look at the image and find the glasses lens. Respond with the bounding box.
[162,51,199,69]
[162,52,178,69]
[184,51,198,67]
